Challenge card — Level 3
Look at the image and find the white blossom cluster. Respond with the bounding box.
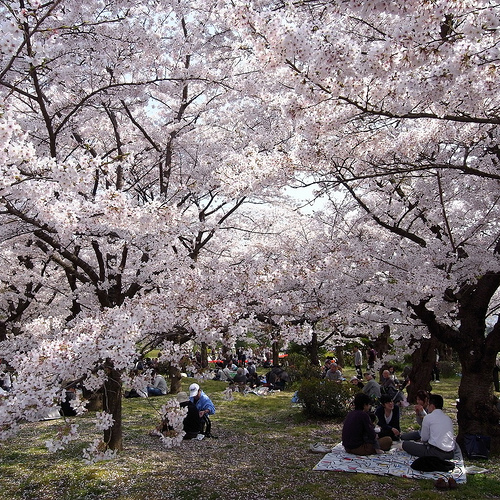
[45,423,80,452]
[0,0,498,460]
[82,438,118,465]
[156,400,188,448]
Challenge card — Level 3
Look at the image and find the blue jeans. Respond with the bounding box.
[147,387,164,396]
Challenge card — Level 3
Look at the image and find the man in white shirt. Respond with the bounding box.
[402,394,455,460]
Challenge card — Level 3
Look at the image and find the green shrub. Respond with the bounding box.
[296,379,357,418]
[286,353,323,382]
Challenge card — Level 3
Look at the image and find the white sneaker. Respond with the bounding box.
[310,442,332,453]
[196,434,205,440]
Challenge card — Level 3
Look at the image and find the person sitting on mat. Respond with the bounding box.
[402,394,455,460]
[342,392,392,455]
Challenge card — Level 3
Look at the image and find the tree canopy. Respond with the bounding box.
[1,0,499,456]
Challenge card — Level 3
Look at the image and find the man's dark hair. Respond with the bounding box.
[379,394,393,405]
[429,394,444,409]
[416,390,429,402]
[354,392,372,410]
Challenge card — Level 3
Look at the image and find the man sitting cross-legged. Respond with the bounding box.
[402,394,455,460]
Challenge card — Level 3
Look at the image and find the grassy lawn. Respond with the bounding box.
[0,373,499,500]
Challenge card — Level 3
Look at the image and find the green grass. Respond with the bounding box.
[0,375,498,499]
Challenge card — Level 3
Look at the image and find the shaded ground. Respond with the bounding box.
[0,377,499,500]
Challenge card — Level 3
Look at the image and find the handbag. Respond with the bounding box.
[463,433,491,459]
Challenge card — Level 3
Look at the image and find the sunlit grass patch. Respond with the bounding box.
[0,376,498,500]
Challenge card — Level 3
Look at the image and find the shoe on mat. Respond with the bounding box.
[309,443,331,453]
[448,478,458,489]
[434,478,448,490]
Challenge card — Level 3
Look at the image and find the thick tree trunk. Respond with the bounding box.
[406,338,435,404]
[102,362,123,451]
[307,331,320,366]
[456,352,500,455]
[169,365,182,394]
[0,322,6,342]
[83,387,103,411]
[200,342,209,368]
[272,341,279,366]
[410,273,500,455]
[374,324,391,359]
[452,273,500,455]
[335,346,345,368]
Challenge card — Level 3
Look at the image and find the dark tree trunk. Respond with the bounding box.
[335,346,345,368]
[411,272,500,455]
[374,324,391,358]
[102,361,123,451]
[406,338,436,404]
[200,342,208,368]
[83,388,103,411]
[456,350,500,455]
[453,274,500,455]
[169,365,182,394]
[307,331,320,366]
[272,340,280,366]
[439,343,454,362]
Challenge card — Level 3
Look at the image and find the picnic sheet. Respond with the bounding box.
[313,443,467,483]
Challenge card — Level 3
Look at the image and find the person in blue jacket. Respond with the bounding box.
[189,383,216,438]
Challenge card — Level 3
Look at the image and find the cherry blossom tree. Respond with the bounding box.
[3,0,499,460]
[0,0,294,455]
[228,0,500,451]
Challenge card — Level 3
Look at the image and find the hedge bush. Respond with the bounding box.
[296,379,357,418]
[286,352,323,383]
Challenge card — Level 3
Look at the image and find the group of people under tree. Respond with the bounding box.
[213,360,289,392]
[322,348,407,407]
[342,389,456,464]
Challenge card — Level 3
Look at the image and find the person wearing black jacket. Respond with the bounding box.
[375,394,401,441]
[176,392,202,439]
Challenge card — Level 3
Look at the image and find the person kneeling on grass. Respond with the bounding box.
[177,391,203,439]
[151,392,202,440]
[189,383,216,438]
[342,392,392,455]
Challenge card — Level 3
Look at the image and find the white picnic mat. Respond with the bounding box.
[313,443,467,484]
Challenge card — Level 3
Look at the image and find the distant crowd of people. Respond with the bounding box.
[320,347,409,409]
[213,360,290,393]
